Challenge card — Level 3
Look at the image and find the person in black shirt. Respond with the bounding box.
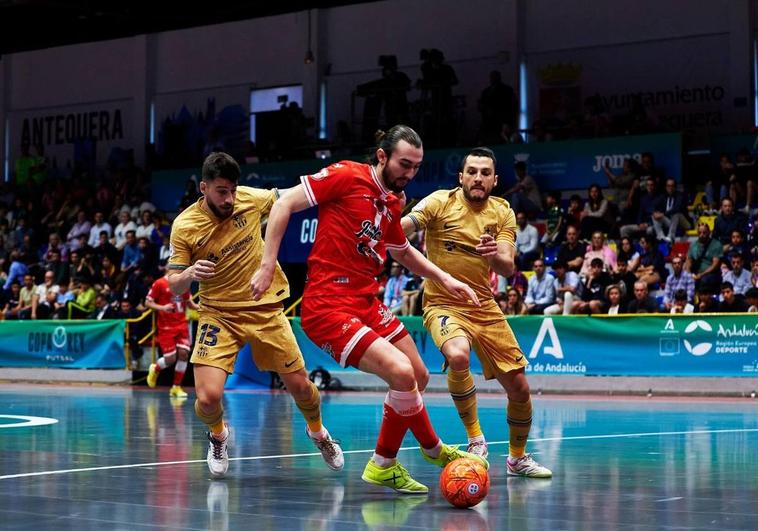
[557,225,584,273]
[626,281,659,313]
[718,282,749,313]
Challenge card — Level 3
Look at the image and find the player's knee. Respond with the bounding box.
[196,387,223,409]
[415,366,430,392]
[445,344,470,371]
[388,359,416,390]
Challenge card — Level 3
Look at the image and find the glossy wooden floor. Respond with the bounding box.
[1,384,757,530]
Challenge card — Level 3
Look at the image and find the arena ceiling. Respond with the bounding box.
[0,1,374,55]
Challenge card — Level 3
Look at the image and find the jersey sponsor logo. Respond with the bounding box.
[355,220,383,240]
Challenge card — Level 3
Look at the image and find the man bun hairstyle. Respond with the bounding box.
[369,125,422,165]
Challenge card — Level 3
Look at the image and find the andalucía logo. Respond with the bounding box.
[683,320,713,356]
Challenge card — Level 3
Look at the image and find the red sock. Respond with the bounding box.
[406,404,440,450]
[374,403,409,458]
[173,360,187,386]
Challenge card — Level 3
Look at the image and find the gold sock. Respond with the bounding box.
[294,380,323,433]
[507,398,532,458]
[194,399,225,435]
[447,368,482,439]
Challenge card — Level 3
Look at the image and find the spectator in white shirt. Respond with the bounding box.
[544,261,579,315]
[515,211,540,270]
[88,211,112,248]
[112,211,137,250]
[66,210,91,251]
[135,210,155,241]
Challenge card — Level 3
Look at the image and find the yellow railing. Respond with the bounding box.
[124,309,157,368]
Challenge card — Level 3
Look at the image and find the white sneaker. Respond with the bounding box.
[507,453,552,478]
[308,427,344,471]
[207,427,230,478]
[466,438,489,459]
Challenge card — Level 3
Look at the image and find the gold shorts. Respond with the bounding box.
[423,301,527,379]
[191,303,305,375]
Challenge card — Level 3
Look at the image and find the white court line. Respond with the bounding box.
[2,427,757,481]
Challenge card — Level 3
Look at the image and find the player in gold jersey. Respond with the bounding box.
[167,152,343,479]
[402,147,551,478]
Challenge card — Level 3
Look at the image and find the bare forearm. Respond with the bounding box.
[168,269,193,295]
[259,202,290,273]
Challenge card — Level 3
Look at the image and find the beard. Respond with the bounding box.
[462,184,490,203]
[382,166,409,193]
[207,200,233,220]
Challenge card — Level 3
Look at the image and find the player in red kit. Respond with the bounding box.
[146,273,199,398]
[252,125,489,494]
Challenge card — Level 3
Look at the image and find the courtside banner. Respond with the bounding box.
[0,320,125,369]
[290,315,757,377]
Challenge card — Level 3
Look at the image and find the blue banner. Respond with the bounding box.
[0,320,126,369]
[286,314,757,378]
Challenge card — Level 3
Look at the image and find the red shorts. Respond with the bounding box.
[301,295,409,368]
[156,325,191,356]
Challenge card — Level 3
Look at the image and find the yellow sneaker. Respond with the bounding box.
[169,385,188,398]
[361,459,428,494]
[147,363,159,388]
[421,443,489,470]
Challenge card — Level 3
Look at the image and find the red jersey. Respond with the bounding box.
[301,160,410,297]
[146,276,191,330]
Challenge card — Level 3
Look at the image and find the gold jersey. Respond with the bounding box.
[168,186,290,309]
[407,187,516,307]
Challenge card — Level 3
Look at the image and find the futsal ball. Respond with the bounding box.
[439,457,489,508]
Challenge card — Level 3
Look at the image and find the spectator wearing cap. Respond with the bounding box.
[663,255,694,311]
[722,253,752,295]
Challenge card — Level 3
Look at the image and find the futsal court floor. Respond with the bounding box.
[1,383,757,530]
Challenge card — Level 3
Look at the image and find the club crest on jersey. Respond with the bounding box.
[378,304,393,326]
[233,214,247,229]
[484,224,497,235]
[311,168,330,180]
